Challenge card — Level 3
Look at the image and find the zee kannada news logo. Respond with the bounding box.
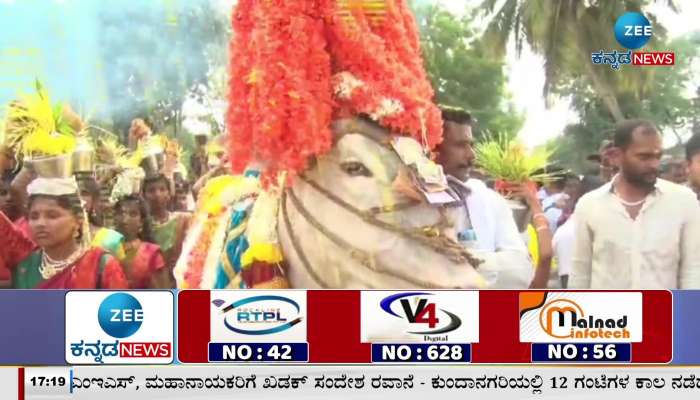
[97,292,172,358]
[539,299,630,340]
[212,295,303,335]
[70,292,172,363]
[592,11,675,70]
[380,292,461,342]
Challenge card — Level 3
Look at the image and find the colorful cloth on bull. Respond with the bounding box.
[12,247,128,289]
[174,172,288,289]
[176,0,452,289]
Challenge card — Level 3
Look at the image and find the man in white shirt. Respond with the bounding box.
[554,175,603,289]
[435,107,533,288]
[685,133,700,202]
[570,119,700,289]
[552,215,575,288]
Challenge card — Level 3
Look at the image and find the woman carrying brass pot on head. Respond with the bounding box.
[7,176,128,289]
[0,80,128,289]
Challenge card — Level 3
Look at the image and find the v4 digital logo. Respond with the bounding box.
[380,292,461,335]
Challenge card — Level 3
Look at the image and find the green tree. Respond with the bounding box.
[414,4,523,138]
[550,34,699,172]
[480,0,678,123]
[96,0,228,139]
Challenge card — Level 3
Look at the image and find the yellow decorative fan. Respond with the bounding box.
[96,137,128,166]
[4,80,78,159]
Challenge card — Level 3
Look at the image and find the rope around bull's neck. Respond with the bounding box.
[281,189,457,289]
[298,174,482,267]
[279,175,483,288]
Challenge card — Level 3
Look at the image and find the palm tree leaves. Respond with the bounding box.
[479,0,682,122]
[414,3,523,137]
[481,0,520,57]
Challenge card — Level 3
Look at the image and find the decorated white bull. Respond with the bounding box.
[175,0,493,289]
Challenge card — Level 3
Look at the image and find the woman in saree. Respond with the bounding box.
[0,173,25,287]
[10,177,128,289]
[142,174,190,274]
[114,194,173,288]
[0,208,34,287]
[9,170,125,259]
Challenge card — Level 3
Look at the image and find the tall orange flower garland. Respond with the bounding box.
[326,0,442,146]
[228,0,333,185]
[227,0,442,185]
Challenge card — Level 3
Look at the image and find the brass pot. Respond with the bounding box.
[505,198,532,233]
[72,147,95,173]
[140,152,164,177]
[27,154,73,178]
[125,176,142,194]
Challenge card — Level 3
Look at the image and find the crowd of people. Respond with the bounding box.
[0,116,231,289]
[2,107,699,290]
[432,109,700,290]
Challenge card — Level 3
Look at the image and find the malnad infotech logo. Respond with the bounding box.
[538,299,630,340]
[592,11,675,69]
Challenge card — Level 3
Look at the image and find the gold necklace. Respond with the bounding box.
[39,245,86,279]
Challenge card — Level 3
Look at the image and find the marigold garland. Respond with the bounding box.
[227,0,441,185]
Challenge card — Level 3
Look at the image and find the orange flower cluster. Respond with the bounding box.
[327,0,442,147]
[182,216,220,289]
[227,0,442,185]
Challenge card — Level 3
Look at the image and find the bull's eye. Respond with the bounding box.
[340,161,373,177]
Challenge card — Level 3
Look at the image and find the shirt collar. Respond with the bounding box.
[607,174,664,197]
[447,175,472,194]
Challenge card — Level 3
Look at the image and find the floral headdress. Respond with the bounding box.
[227,0,442,185]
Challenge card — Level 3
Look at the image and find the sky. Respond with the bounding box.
[0,0,697,147]
[436,0,700,148]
